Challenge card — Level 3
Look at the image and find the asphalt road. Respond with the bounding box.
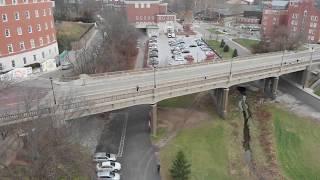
[95,105,160,180]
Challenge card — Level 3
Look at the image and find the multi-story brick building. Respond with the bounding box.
[0,0,58,73]
[287,0,320,43]
[125,0,176,36]
[262,0,320,43]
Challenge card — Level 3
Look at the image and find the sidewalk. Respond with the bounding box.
[135,35,148,69]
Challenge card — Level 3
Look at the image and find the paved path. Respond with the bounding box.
[135,35,148,69]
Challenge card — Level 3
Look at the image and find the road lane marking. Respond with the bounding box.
[117,112,128,158]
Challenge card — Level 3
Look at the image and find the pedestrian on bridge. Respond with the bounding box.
[136,85,140,92]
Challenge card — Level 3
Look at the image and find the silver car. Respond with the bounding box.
[93,152,117,162]
[97,171,120,180]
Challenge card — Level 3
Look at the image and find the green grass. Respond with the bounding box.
[158,94,196,108]
[207,40,234,59]
[56,21,92,51]
[160,120,232,180]
[207,28,223,34]
[314,89,320,96]
[151,127,167,143]
[270,106,320,179]
[233,38,259,51]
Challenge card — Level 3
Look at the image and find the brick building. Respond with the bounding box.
[124,0,176,36]
[0,0,58,73]
[262,0,320,43]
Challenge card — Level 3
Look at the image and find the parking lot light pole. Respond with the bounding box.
[49,77,57,105]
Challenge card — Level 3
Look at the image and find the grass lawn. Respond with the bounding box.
[158,93,251,180]
[158,94,197,108]
[207,28,223,34]
[316,90,320,96]
[160,121,231,180]
[233,38,259,51]
[207,40,233,59]
[56,21,93,51]
[270,106,320,179]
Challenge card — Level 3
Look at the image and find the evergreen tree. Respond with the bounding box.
[223,45,229,52]
[232,49,238,58]
[170,151,191,180]
[220,39,225,48]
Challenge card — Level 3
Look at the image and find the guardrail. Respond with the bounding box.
[0,59,315,126]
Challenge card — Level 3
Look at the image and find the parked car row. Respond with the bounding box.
[148,35,159,66]
[94,152,121,180]
[168,38,196,65]
[195,39,216,60]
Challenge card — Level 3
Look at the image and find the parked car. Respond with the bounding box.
[150,48,158,52]
[97,171,120,180]
[206,51,215,59]
[96,161,121,172]
[182,49,190,53]
[202,47,212,52]
[196,41,205,46]
[149,45,158,49]
[174,55,184,61]
[184,55,194,61]
[189,44,197,47]
[171,47,180,52]
[149,57,159,65]
[93,152,117,162]
[61,63,73,70]
[149,51,158,58]
[200,45,208,50]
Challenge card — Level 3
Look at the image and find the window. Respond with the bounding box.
[19,42,25,50]
[12,0,17,5]
[15,12,19,20]
[8,44,13,53]
[33,54,37,61]
[0,0,5,5]
[146,3,150,8]
[11,60,15,67]
[141,3,144,8]
[25,11,30,19]
[30,39,35,48]
[304,10,307,16]
[23,0,28,3]
[23,57,27,64]
[41,51,45,58]
[36,24,41,31]
[33,0,37,3]
[48,8,51,15]
[50,21,53,28]
[2,14,7,22]
[43,9,46,16]
[44,23,48,30]
[134,3,138,8]
[17,27,22,35]
[136,16,139,20]
[5,29,10,37]
[46,35,50,43]
[140,16,143,20]
[39,37,43,46]
[35,10,39,17]
[28,25,32,33]
[0,63,3,71]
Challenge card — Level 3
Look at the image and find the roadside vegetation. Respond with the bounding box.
[315,89,320,96]
[207,40,233,59]
[56,21,93,52]
[233,38,259,52]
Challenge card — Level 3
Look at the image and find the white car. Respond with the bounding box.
[97,171,120,180]
[96,161,121,172]
[174,55,184,61]
[93,152,117,162]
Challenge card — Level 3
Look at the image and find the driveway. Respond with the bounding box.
[95,105,161,180]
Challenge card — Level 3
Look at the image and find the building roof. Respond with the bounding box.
[271,0,289,10]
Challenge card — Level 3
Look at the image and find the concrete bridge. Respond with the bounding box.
[1,49,319,135]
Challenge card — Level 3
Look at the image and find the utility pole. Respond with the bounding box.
[49,77,57,105]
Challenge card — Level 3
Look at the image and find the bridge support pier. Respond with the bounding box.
[212,88,229,119]
[151,104,157,137]
[271,77,279,100]
[302,67,311,88]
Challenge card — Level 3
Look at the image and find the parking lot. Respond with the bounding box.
[147,34,219,68]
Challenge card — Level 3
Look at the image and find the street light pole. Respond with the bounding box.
[229,58,233,82]
[153,64,156,88]
[309,46,314,67]
[49,77,57,105]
